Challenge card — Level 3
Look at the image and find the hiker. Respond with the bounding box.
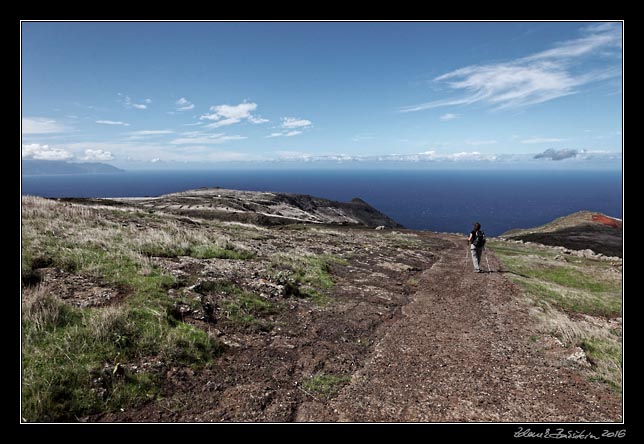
[468,222,486,273]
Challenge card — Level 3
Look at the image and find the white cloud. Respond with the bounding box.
[22,143,73,161]
[521,137,568,144]
[440,113,459,121]
[82,149,114,161]
[129,130,174,136]
[281,117,312,129]
[267,117,313,137]
[276,151,314,160]
[401,23,621,112]
[266,130,303,138]
[119,94,148,110]
[248,116,269,124]
[96,120,130,126]
[200,102,267,127]
[205,118,240,129]
[22,117,67,134]
[176,97,195,111]
[465,139,497,146]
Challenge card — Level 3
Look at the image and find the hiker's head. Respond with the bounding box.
[473,222,481,231]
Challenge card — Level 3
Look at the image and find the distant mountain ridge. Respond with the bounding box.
[22,159,124,175]
[80,187,404,228]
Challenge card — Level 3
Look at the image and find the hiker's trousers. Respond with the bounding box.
[470,245,483,272]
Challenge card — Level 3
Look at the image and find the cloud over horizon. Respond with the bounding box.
[82,149,114,161]
[22,143,73,161]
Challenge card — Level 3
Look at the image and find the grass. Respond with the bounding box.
[270,253,347,305]
[489,241,621,318]
[489,239,622,392]
[301,373,350,401]
[580,337,622,391]
[206,282,275,331]
[21,197,225,422]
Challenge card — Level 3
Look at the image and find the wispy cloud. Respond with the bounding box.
[281,117,312,129]
[22,143,73,160]
[118,93,148,110]
[465,139,497,146]
[521,137,568,144]
[169,132,247,145]
[200,102,268,128]
[440,113,459,121]
[22,117,68,134]
[96,120,130,126]
[129,130,174,136]
[176,97,195,111]
[81,149,114,161]
[401,23,621,112]
[267,117,313,138]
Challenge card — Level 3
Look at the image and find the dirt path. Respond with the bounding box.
[326,234,621,422]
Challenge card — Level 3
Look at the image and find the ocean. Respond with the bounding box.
[21,169,622,237]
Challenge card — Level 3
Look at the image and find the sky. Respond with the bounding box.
[21,21,623,168]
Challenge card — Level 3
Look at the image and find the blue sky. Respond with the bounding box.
[21,21,622,168]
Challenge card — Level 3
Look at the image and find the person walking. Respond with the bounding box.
[468,222,486,273]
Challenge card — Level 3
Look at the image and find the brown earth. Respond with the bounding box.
[89,232,621,422]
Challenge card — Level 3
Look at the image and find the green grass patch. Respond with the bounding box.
[21,198,225,421]
[195,281,275,331]
[581,337,622,392]
[220,287,274,331]
[139,243,254,260]
[21,288,221,422]
[301,373,350,400]
[270,253,346,305]
[489,242,621,317]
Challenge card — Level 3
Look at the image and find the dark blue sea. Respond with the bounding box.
[21,169,622,236]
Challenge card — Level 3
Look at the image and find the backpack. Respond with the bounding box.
[472,230,486,248]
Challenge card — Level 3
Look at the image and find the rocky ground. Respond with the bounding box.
[21,195,622,422]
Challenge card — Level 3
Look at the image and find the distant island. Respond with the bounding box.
[22,159,124,176]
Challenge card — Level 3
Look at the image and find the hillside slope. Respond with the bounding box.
[21,195,622,422]
[64,188,402,228]
[501,211,622,258]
